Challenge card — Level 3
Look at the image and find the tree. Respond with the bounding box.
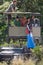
[17,0,43,13]
[0,14,8,43]
[0,0,3,5]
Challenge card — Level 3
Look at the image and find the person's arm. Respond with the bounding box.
[5,3,13,12]
[27,25,30,31]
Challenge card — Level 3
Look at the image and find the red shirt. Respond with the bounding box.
[25,28,30,34]
[20,17,27,26]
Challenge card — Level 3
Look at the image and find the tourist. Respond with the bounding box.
[5,0,18,24]
[20,16,27,26]
[14,16,21,27]
[25,18,35,49]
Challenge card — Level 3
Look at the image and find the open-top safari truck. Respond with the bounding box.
[0,12,41,61]
[4,12,41,43]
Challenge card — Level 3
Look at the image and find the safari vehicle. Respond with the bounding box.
[4,12,41,43]
[0,12,41,61]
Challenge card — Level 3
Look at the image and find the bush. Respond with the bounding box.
[32,45,43,61]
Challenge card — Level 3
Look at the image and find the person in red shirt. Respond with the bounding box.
[20,16,27,26]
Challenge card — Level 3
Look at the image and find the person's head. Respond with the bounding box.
[26,18,30,25]
[23,16,26,19]
[13,0,17,5]
[16,16,19,21]
[32,16,35,19]
[27,18,30,23]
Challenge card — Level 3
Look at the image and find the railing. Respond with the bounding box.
[0,12,41,15]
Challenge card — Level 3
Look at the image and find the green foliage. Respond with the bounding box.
[0,0,43,13]
[0,2,10,12]
[0,61,7,65]
[0,42,9,47]
[0,38,27,47]
[32,45,43,60]
[0,0,3,5]
[0,21,8,37]
[34,46,41,55]
[8,39,26,47]
[4,0,12,1]
[0,14,8,44]
[10,20,14,26]
[17,0,43,12]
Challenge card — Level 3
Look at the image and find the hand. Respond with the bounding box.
[12,8,15,12]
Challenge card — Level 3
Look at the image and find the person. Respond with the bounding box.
[5,0,18,24]
[34,18,40,27]
[20,16,27,26]
[25,18,35,49]
[6,0,17,12]
[30,16,35,27]
[14,16,21,27]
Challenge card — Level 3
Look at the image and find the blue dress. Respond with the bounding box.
[26,33,35,48]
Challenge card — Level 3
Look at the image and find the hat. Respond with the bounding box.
[16,16,19,18]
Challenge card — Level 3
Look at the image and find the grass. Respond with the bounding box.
[0,56,43,65]
[10,58,35,65]
[0,61,7,65]
[0,58,35,65]
[37,59,43,65]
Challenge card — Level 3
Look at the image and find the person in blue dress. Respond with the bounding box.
[26,18,36,49]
